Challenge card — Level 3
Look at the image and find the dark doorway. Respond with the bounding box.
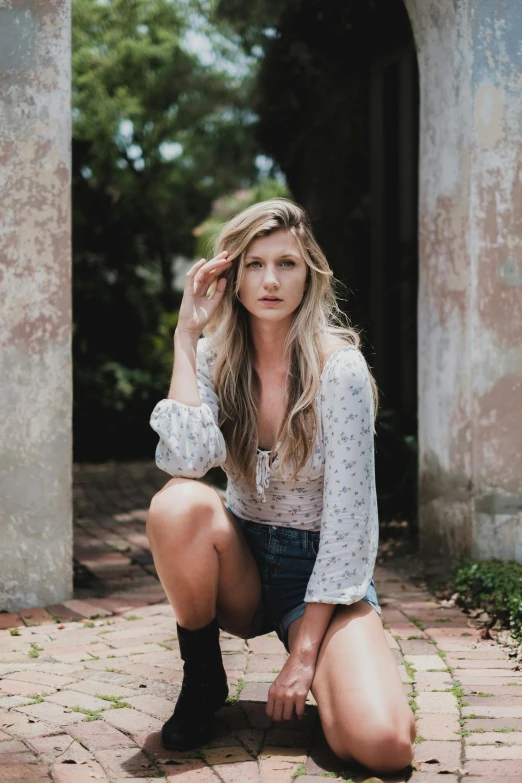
[256,0,419,527]
[370,43,419,425]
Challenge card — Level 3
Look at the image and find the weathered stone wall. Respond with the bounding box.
[404,0,522,561]
[0,0,72,609]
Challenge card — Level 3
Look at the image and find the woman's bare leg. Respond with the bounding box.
[287,601,415,774]
[146,476,262,634]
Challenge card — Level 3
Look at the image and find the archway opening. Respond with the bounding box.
[254,0,420,544]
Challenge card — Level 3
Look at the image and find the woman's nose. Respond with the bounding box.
[263,268,279,286]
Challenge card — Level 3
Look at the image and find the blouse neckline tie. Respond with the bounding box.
[256,449,270,503]
[255,442,281,502]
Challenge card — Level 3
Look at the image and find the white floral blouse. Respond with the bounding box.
[149,338,379,606]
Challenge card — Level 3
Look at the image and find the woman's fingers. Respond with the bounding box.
[267,689,303,722]
[193,257,231,289]
[177,251,231,332]
[267,683,285,721]
[206,274,227,302]
[295,694,306,720]
[272,696,285,722]
[209,250,229,263]
[186,251,229,281]
[282,698,295,721]
[185,258,209,280]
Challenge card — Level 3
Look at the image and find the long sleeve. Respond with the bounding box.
[149,338,227,478]
[305,348,379,604]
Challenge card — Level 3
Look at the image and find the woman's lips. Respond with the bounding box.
[259,298,283,305]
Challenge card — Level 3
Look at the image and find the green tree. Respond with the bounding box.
[72,0,261,459]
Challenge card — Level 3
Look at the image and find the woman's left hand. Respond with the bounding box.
[266,654,316,721]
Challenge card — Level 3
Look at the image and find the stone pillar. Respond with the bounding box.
[404,0,522,562]
[0,1,72,609]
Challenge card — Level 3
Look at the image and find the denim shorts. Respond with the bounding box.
[225,505,381,652]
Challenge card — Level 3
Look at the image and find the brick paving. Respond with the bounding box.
[0,461,521,782]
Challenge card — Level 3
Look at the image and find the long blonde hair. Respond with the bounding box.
[203,197,378,491]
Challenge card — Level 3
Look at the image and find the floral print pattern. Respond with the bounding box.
[149,338,379,607]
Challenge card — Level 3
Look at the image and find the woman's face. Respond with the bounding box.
[237,229,308,322]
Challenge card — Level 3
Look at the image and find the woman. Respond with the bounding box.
[147,198,416,774]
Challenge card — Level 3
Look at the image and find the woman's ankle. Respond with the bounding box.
[176,616,218,634]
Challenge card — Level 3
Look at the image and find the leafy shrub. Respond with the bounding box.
[449,558,522,643]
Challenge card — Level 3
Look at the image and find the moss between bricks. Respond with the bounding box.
[27,692,51,704]
[28,642,43,659]
[403,660,416,681]
[71,707,102,721]
[95,693,132,708]
[226,678,245,705]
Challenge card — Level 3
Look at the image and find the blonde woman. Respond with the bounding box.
[147,198,416,774]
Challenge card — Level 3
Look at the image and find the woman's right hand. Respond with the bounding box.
[176,251,233,336]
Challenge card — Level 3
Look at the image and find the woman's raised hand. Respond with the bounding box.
[176,251,233,336]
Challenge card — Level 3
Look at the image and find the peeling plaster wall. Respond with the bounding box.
[404,0,522,561]
[0,0,72,609]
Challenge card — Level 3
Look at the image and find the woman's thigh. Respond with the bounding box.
[148,477,262,636]
[214,501,264,637]
[288,600,415,766]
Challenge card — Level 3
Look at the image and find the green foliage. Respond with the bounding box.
[72,0,262,460]
[449,558,522,643]
[73,0,258,220]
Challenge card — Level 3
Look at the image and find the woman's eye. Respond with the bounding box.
[246,260,295,268]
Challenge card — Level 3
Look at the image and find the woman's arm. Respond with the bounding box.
[305,348,379,605]
[266,349,379,721]
[149,336,227,478]
[290,601,336,661]
[168,328,201,404]
[266,603,334,722]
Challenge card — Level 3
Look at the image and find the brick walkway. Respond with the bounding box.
[0,462,521,783]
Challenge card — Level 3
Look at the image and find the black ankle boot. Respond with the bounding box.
[161,617,229,751]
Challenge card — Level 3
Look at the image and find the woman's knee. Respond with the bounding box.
[327,724,415,773]
[146,478,221,542]
[364,731,415,774]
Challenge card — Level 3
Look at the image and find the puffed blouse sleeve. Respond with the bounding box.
[149,338,227,478]
[305,348,379,605]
